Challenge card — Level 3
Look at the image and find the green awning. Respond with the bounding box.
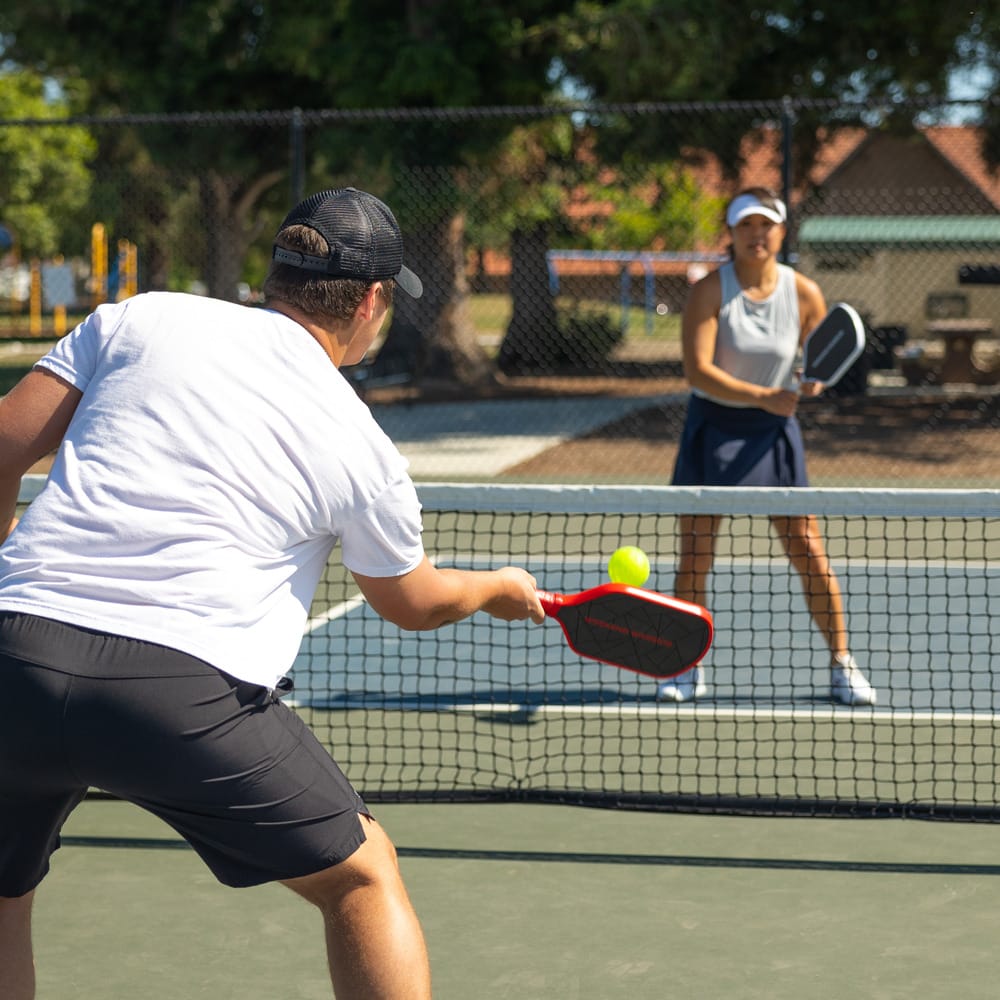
[798,216,1000,245]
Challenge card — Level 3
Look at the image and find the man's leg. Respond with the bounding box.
[283,815,431,1000]
[0,890,36,1000]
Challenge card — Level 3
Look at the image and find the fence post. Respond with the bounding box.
[290,107,306,205]
[780,95,795,265]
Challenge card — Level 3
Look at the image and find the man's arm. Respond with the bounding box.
[353,556,545,632]
[0,368,82,538]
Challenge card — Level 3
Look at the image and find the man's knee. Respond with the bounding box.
[0,888,35,933]
[0,889,35,909]
[282,816,401,907]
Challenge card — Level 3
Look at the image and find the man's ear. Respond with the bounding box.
[358,282,382,321]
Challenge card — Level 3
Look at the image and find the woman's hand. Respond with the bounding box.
[759,387,800,417]
[798,379,825,399]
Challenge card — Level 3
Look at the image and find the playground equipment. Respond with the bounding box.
[20,223,138,337]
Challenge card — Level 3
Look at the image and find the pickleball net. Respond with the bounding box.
[17,477,1000,820]
[292,483,1000,820]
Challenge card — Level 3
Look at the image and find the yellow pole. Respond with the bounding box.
[91,223,107,309]
[128,241,138,297]
[29,261,41,337]
[117,238,138,300]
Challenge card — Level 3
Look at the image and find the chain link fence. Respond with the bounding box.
[1,98,998,484]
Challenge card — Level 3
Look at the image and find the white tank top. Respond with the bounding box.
[696,261,801,407]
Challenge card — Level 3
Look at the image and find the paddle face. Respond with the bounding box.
[801,303,865,387]
[537,583,713,679]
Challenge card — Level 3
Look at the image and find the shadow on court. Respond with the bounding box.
[36,798,1000,999]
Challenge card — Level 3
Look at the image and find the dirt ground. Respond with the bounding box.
[505,383,1000,484]
[365,371,1000,485]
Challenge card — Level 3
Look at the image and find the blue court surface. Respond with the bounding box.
[289,556,999,718]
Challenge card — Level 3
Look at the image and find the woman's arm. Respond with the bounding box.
[795,272,828,345]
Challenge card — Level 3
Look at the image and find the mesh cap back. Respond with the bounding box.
[272,187,422,298]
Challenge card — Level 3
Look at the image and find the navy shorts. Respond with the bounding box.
[0,612,367,896]
[671,394,809,487]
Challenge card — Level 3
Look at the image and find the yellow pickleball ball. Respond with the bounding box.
[607,545,650,587]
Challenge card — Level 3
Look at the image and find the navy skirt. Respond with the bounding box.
[671,394,809,487]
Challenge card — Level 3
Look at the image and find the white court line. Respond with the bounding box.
[304,594,366,633]
[304,700,1000,724]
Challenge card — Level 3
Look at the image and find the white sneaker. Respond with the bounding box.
[830,654,877,706]
[656,667,707,703]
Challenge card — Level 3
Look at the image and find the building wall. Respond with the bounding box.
[797,245,1000,336]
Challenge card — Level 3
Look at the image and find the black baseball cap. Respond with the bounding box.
[272,187,423,298]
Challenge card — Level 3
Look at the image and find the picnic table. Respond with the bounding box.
[925,318,998,384]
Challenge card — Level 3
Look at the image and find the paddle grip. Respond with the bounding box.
[535,589,561,615]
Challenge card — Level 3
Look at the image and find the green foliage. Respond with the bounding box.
[551,2,996,168]
[465,118,578,247]
[466,125,723,278]
[558,306,623,363]
[0,0,994,336]
[0,0,584,299]
[0,71,97,259]
[553,1,984,105]
[497,303,623,374]
[573,164,725,251]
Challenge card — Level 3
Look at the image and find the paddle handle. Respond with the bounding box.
[536,589,562,615]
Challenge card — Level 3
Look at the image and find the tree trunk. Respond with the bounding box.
[498,223,560,373]
[198,170,283,301]
[199,175,246,302]
[378,207,494,387]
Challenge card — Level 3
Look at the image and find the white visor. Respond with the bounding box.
[726,193,787,227]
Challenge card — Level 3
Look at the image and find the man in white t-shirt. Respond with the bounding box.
[0,187,544,1000]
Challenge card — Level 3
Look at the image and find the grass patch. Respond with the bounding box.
[468,293,681,343]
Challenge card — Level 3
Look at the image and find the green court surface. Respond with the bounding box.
[34,798,1000,999]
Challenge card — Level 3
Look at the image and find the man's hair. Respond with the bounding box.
[262,224,395,322]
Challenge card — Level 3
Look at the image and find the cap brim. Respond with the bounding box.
[726,193,787,228]
[395,264,423,299]
[729,205,785,226]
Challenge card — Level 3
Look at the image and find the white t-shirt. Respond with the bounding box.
[0,292,425,687]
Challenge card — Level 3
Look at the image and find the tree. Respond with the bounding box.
[477,121,722,373]
[958,9,1000,166]
[0,0,579,386]
[552,2,996,169]
[1,2,994,383]
[0,71,95,260]
[467,118,576,372]
[1,2,320,300]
